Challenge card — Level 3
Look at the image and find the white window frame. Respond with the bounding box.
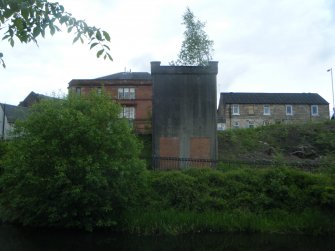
[97,87,102,95]
[311,105,318,116]
[263,120,270,126]
[232,104,240,115]
[286,105,293,116]
[76,87,81,95]
[120,106,135,119]
[217,123,225,131]
[118,87,135,99]
[233,121,239,129]
[248,120,255,128]
[263,105,270,115]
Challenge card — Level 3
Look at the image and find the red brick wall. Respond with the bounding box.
[159,137,180,157]
[68,79,152,134]
[190,137,211,159]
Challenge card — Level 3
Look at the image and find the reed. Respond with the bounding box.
[122,209,335,235]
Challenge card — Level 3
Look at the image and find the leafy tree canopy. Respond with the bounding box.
[0,92,146,231]
[0,0,112,68]
[171,7,214,66]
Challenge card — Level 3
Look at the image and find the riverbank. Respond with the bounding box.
[1,224,335,251]
[122,209,335,235]
[118,166,335,235]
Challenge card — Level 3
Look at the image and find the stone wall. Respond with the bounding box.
[220,103,330,129]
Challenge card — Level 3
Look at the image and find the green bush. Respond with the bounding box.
[0,93,147,231]
[149,171,202,210]
[218,121,335,162]
[146,167,335,213]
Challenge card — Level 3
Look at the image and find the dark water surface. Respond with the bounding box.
[1,225,334,251]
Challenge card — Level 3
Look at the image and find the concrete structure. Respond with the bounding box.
[1,103,28,140]
[217,92,329,130]
[151,61,218,167]
[68,72,152,134]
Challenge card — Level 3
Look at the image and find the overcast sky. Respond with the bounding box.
[1,0,335,113]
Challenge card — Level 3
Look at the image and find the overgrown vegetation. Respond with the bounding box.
[0,93,146,231]
[123,167,335,235]
[218,121,335,165]
[1,110,335,234]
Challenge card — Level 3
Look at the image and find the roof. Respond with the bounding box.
[96,72,152,80]
[219,92,329,105]
[19,91,54,107]
[1,103,29,123]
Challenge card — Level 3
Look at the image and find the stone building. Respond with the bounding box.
[68,72,152,134]
[217,92,329,130]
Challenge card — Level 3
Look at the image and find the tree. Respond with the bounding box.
[0,92,147,231]
[171,7,214,66]
[0,0,112,68]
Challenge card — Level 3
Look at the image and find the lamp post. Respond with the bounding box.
[327,68,335,119]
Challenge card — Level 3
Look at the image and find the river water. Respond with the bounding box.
[1,225,334,251]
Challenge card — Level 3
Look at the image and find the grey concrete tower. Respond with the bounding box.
[151,61,218,167]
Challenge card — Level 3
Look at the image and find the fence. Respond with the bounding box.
[147,156,332,172]
[151,156,217,170]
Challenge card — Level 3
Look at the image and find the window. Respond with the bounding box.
[232,104,239,115]
[76,87,81,95]
[233,121,239,129]
[120,106,135,119]
[248,105,255,115]
[118,87,135,99]
[217,123,225,131]
[248,120,255,128]
[286,105,293,115]
[263,105,270,115]
[311,105,318,116]
[97,87,102,95]
[263,120,270,126]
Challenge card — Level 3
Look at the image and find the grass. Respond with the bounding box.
[122,209,335,235]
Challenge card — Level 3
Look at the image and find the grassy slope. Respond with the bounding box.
[218,120,335,164]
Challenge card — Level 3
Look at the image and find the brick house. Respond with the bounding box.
[68,72,152,134]
[19,91,53,107]
[217,92,329,130]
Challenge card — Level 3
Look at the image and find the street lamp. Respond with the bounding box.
[327,68,335,119]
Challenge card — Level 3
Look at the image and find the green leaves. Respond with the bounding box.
[0,0,113,68]
[0,52,5,68]
[0,93,146,230]
[171,7,214,66]
[103,31,110,42]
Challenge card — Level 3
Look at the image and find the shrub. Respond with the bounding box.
[149,171,202,210]
[0,93,147,231]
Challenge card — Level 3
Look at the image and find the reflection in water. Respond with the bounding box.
[1,225,334,251]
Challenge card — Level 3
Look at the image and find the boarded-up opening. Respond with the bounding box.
[159,137,180,157]
[189,137,211,168]
[190,137,210,159]
[158,137,180,169]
